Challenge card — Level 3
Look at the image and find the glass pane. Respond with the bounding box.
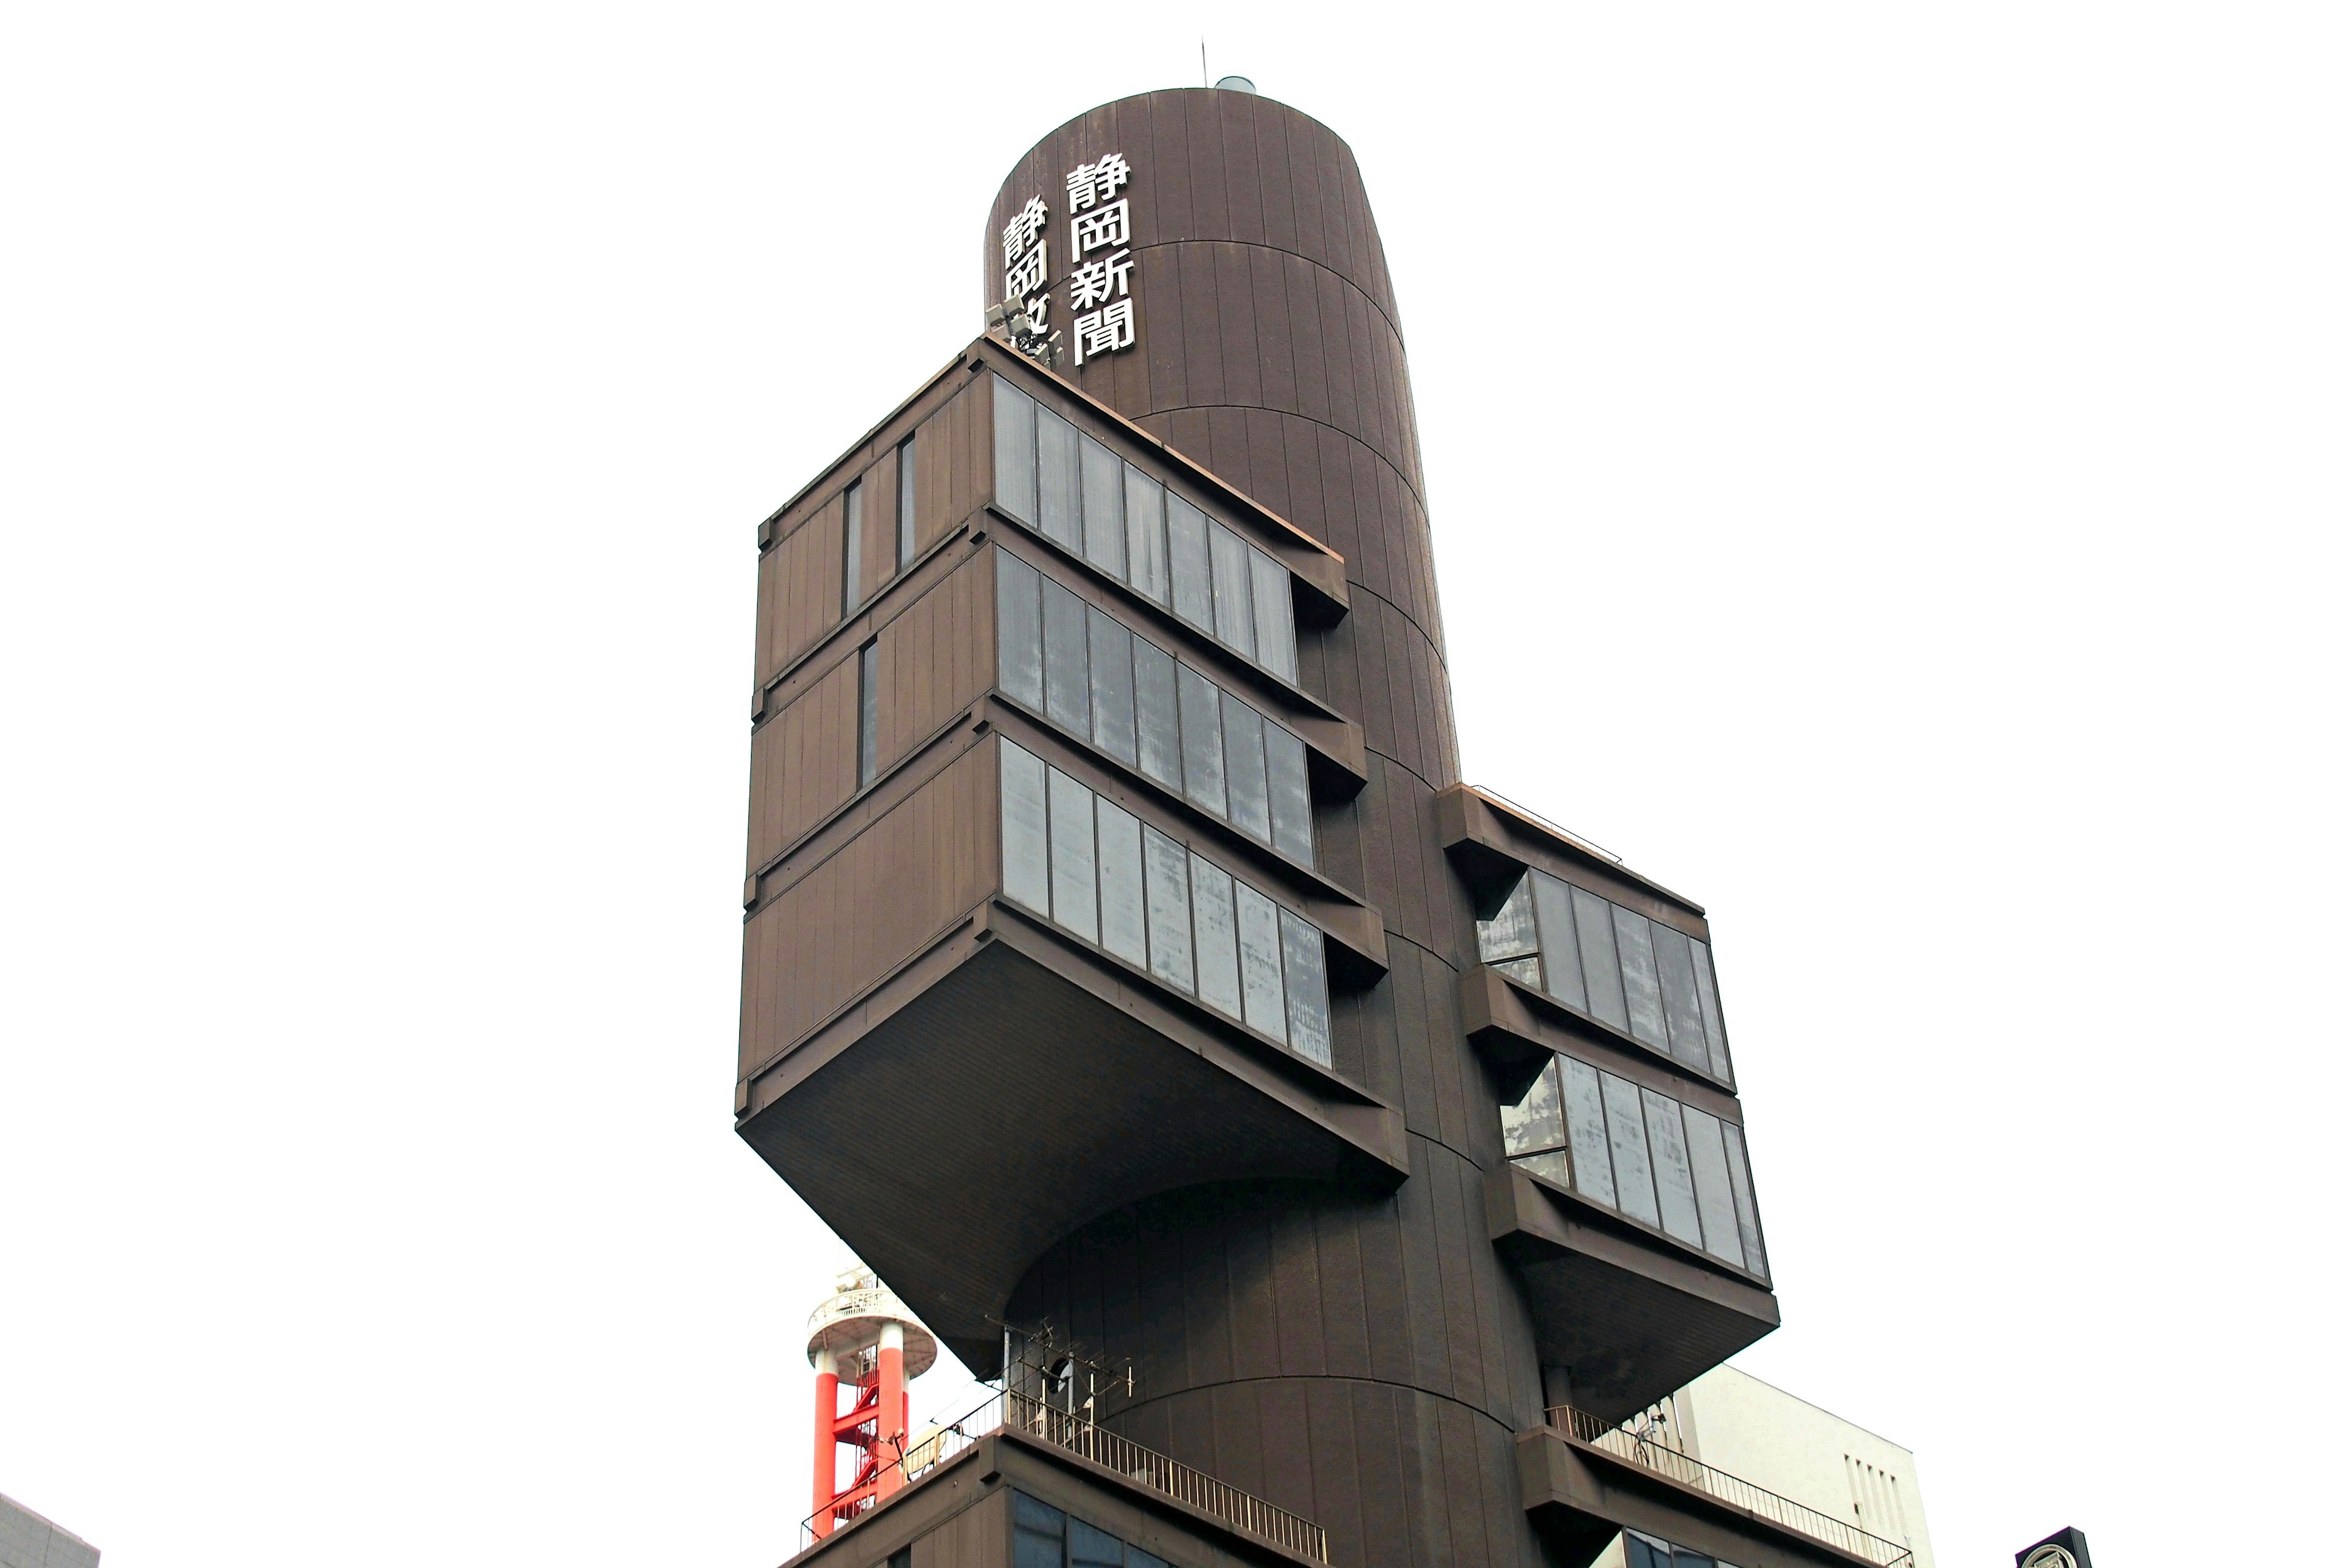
[1573,887,1628,1031]
[1177,663,1227,815]
[1279,909,1331,1065]
[1602,1072,1659,1226]
[1143,826,1194,993]
[1561,1058,1615,1205]
[1188,854,1242,1020]
[1013,1491,1065,1568]
[1070,1520,1122,1568]
[1234,881,1288,1042]
[1132,637,1182,791]
[1620,1534,1668,1568]
[1041,578,1090,736]
[1264,723,1314,865]
[1087,607,1137,767]
[1692,941,1732,1081]
[896,440,916,565]
[998,739,1049,915]
[1721,1123,1767,1275]
[1493,956,1542,987]
[1682,1104,1745,1265]
[1167,494,1214,632]
[1653,923,1712,1072]
[1125,464,1169,604]
[1615,907,1668,1050]
[856,641,878,787]
[1128,1550,1169,1568]
[1096,798,1147,967]
[1502,1058,1565,1156]
[1529,872,1585,1012]
[1221,693,1271,842]
[1518,1150,1570,1187]
[1037,406,1082,552]
[1248,545,1297,682]
[1208,522,1257,659]
[1479,874,1539,965]
[995,548,1043,710]
[1080,434,1126,579]
[1643,1087,1703,1246]
[992,376,1035,523]
[1047,766,1097,942]
[842,481,862,614]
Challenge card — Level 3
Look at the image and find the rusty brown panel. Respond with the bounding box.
[1210,243,1264,412]
[1139,244,1188,415]
[1246,244,1300,419]
[1215,91,1267,247]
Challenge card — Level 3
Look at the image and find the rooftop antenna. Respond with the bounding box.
[1200,40,1207,88]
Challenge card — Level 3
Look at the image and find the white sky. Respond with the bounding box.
[2,6,2344,1567]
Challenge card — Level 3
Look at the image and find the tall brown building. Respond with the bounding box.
[740,84,1898,1568]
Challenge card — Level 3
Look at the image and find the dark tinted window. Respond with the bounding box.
[895,438,916,566]
[995,549,1042,709]
[1041,579,1090,736]
[1038,405,1082,552]
[992,377,1036,522]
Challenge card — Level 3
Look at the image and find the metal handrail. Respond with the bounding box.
[1545,1406,1914,1568]
[802,1389,1327,1563]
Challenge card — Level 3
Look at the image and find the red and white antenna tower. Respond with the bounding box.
[806,1267,937,1538]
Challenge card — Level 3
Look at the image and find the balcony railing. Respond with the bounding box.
[802,1389,1328,1563]
[1545,1406,1913,1568]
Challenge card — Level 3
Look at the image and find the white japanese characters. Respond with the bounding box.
[1001,195,1052,337]
[1065,153,1139,367]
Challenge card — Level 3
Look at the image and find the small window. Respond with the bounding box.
[841,480,864,617]
[895,438,916,566]
[856,639,880,788]
[995,549,1043,710]
[992,377,1036,523]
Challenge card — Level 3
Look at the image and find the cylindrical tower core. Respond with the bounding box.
[986,91,1528,1568]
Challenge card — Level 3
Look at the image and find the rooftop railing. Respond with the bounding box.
[801,1389,1328,1564]
[1545,1406,1914,1568]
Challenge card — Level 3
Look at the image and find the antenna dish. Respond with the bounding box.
[1213,75,1257,94]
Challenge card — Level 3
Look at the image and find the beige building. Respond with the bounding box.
[1589,1365,1936,1568]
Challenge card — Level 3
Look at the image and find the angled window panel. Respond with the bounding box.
[1600,1072,1659,1227]
[1529,871,1585,1012]
[1248,545,1297,682]
[1234,881,1289,1042]
[1208,522,1257,660]
[1095,798,1147,967]
[1681,1103,1747,1267]
[1046,767,1098,943]
[1692,940,1733,1081]
[994,548,1043,710]
[1036,405,1082,552]
[1132,638,1182,791]
[1069,1521,1122,1568]
[1012,1493,1065,1568]
[1124,464,1169,605]
[1560,1057,1616,1206]
[1653,921,1713,1073]
[1221,692,1272,842]
[856,640,879,788]
[1176,663,1227,816]
[1642,1086,1703,1248]
[1041,578,1091,736]
[1166,494,1215,633]
[998,739,1050,916]
[1080,434,1126,579]
[1722,1122,1768,1275]
[1502,1056,1565,1157]
[1188,854,1242,1021]
[1613,904,1670,1051]
[1480,874,1540,964]
[1087,607,1138,767]
[1264,722,1314,866]
[1279,908,1331,1065]
[1572,886,1629,1032]
[992,376,1036,523]
[1142,825,1194,993]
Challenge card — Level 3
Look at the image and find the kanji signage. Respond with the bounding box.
[999,151,1142,368]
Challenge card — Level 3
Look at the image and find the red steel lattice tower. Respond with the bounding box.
[806,1270,938,1539]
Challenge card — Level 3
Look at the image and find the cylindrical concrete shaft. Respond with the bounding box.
[989,90,1542,1568]
[810,1350,839,1536]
